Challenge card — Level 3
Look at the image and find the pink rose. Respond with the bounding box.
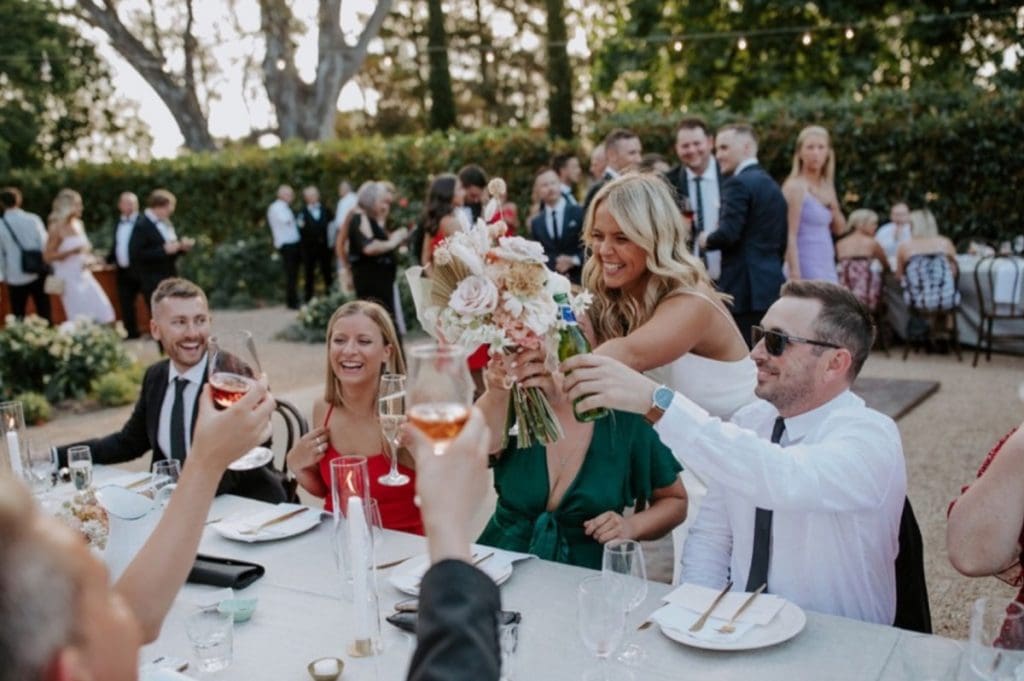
[449,275,499,317]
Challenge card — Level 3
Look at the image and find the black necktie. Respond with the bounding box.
[746,416,785,592]
[693,176,705,235]
[170,377,188,462]
[550,209,560,241]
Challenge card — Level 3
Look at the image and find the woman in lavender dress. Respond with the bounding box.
[782,125,847,282]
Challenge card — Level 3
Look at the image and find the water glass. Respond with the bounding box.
[185,609,234,673]
[602,540,648,666]
[151,459,181,506]
[67,445,93,491]
[26,440,56,495]
[899,633,963,680]
[578,575,628,680]
[499,620,519,681]
[970,596,1024,681]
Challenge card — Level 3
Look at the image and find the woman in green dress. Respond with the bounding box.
[475,349,687,569]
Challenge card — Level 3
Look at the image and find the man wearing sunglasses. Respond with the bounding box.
[561,280,906,625]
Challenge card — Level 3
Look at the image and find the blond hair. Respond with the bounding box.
[848,208,878,234]
[323,300,406,407]
[581,173,722,343]
[909,209,939,238]
[47,188,82,231]
[788,125,836,185]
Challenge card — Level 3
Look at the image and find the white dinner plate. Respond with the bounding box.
[211,506,322,543]
[388,553,514,596]
[659,600,806,651]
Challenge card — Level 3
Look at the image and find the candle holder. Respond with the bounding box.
[329,456,382,657]
[1,401,28,480]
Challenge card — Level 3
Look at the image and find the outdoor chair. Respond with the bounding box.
[972,254,1024,367]
[901,253,962,361]
[273,398,309,477]
[837,256,889,355]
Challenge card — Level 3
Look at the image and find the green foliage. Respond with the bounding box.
[180,237,284,309]
[0,316,136,404]
[15,392,52,425]
[426,0,457,131]
[277,288,356,343]
[91,370,141,407]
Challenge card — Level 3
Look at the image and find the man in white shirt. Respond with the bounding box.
[562,280,906,625]
[0,186,50,321]
[267,185,301,309]
[108,192,142,337]
[875,202,912,265]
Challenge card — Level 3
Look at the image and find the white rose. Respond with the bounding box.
[545,272,572,297]
[491,236,548,265]
[448,233,486,275]
[520,296,559,336]
[449,275,499,318]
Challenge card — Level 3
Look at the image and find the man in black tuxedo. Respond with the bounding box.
[664,116,724,279]
[57,278,289,503]
[108,192,143,338]
[552,152,582,206]
[530,168,584,284]
[701,123,787,346]
[458,164,489,224]
[298,186,334,301]
[582,128,642,215]
[129,189,193,310]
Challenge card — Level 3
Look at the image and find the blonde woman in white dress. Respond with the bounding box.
[44,189,115,324]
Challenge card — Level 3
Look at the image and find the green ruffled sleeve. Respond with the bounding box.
[626,412,682,506]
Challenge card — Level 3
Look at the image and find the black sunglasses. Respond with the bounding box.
[751,325,842,357]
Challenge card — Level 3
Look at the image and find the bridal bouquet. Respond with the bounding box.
[406,179,591,448]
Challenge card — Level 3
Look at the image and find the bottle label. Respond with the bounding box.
[559,305,577,324]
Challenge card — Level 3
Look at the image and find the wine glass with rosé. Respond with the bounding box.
[406,345,474,455]
[207,330,274,470]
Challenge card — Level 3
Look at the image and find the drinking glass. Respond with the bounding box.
[207,330,274,470]
[578,575,630,681]
[378,373,410,486]
[970,596,1024,680]
[67,445,93,491]
[499,620,519,681]
[602,540,649,666]
[366,497,384,548]
[406,345,473,455]
[151,459,181,506]
[26,440,56,495]
[680,195,695,223]
[185,608,234,673]
[899,633,963,681]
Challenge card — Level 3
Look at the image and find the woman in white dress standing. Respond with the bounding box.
[44,189,115,324]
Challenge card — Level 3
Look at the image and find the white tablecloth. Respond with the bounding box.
[86,493,969,681]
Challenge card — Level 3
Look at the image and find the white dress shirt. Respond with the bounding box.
[267,199,300,249]
[660,389,905,625]
[544,197,567,241]
[329,193,358,250]
[875,221,912,261]
[114,213,137,268]
[560,182,578,205]
[144,209,177,242]
[687,157,722,279]
[157,356,208,460]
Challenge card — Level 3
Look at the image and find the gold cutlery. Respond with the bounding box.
[688,580,733,633]
[716,583,766,634]
[125,476,153,491]
[472,552,495,567]
[240,507,310,534]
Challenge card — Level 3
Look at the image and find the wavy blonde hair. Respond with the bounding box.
[323,300,406,407]
[847,208,878,234]
[47,188,82,231]
[788,125,835,185]
[581,173,722,343]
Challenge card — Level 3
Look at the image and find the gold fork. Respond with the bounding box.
[716,583,766,634]
[688,580,733,633]
[239,507,309,534]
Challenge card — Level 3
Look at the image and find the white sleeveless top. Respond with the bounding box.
[643,291,757,420]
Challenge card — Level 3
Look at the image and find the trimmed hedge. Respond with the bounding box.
[4,87,1020,305]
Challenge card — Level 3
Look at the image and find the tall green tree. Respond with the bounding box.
[426,0,457,130]
[545,0,574,138]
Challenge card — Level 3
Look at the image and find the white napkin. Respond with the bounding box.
[649,603,756,643]
[213,503,309,541]
[662,583,785,626]
[389,545,534,594]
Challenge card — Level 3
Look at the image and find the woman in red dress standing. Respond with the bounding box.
[286,300,423,534]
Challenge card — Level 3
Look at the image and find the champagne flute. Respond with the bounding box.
[151,459,181,506]
[578,575,631,681]
[406,345,473,455]
[378,373,409,486]
[602,540,649,666]
[970,596,1024,680]
[207,331,274,470]
[67,445,93,491]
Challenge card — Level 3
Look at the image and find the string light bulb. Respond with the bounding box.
[673,40,683,52]
[276,58,286,71]
[801,32,812,45]
[737,36,748,50]
[845,26,855,39]
[486,51,495,63]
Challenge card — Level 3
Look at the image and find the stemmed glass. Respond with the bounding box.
[406,345,474,455]
[578,575,631,681]
[602,540,649,666]
[378,373,409,486]
[151,459,181,506]
[970,596,1024,680]
[207,330,274,470]
[680,195,695,224]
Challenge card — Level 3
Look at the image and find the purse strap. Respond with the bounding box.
[0,215,28,253]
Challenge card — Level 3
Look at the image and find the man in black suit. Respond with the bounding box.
[701,123,787,346]
[129,189,193,310]
[552,152,582,206]
[582,128,642,215]
[530,168,584,284]
[458,164,489,223]
[57,278,289,503]
[108,191,143,338]
[664,116,724,279]
[298,185,334,301]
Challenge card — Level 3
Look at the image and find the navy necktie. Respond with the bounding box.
[169,377,188,462]
[746,416,785,592]
[693,176,705,235]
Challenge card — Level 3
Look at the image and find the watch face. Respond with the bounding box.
[653,386,674,410]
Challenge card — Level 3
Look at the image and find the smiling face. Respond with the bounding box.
[329,312,393,389]
[714,129,750,175]
[589,201,649,295]
[150,295,210,373]
[675,126,712,173]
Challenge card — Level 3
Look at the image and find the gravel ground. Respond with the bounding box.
[29,305,1024,637]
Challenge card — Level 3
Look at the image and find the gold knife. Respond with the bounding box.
[688,580,734,632]
[240,507,310,534]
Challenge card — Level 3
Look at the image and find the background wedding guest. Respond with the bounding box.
[552,152,582,205]
[782,125,846,282]
[130,188,192,310]
[347,182,407,325]
[267,184,302,309]
[458,163,489,223]
[895,208,957,280]
[108,191,143,337]
[582,128,642,213]
[588,143,607,185]
[0,186,51,321]
[286,300,422,533]
[563,280,906,625]
[530,167,584,284]
[298,185,334,301]
[417,174,465,267]
[44,189,115,324]
[329,179,358,264]
[55,277,290,503]
[876,201,913,265]
[639,152,671,174]
[701,123,788,346]
[835,208,890,310]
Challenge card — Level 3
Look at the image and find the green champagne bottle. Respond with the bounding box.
[555,293,609,422]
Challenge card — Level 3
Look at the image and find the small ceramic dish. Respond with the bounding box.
[307,656,344,681]
[217,597,258,623]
